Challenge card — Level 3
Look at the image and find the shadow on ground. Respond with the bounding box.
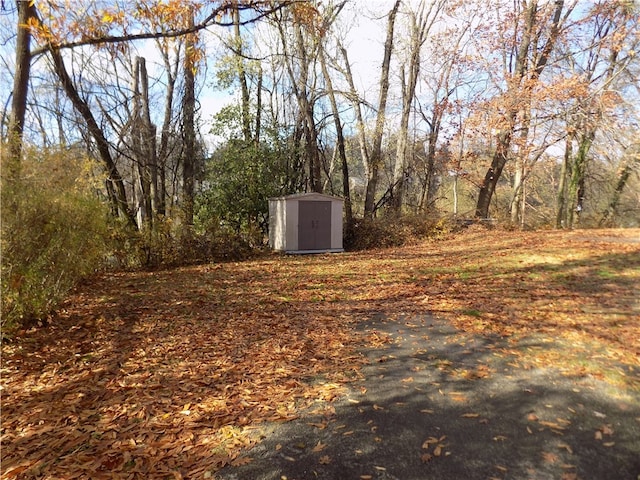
[216,315,640,480]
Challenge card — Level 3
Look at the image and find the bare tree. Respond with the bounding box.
[391,0,446,212]
[5,0,37,183]
[364,0,401,217]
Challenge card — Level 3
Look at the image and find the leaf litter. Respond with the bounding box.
[2,228,639,478]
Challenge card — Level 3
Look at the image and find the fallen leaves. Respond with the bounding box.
[595,424,615,446]
[312,441,327,452]
[2,229,639,478]
[421,435,449,461]
[0,260,369,478]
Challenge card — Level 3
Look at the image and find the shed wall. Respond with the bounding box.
[268,199,287,250]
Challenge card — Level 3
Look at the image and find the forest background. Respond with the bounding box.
[1,0,639,331]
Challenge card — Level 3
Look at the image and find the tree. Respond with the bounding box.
[472,0,569,219]
[600,139,640,225]
[48,45,138,227]
[555,1,639,228]
[5,0,37,184]
[274,5,325,193]
[415,13,476,212]
[364,0,401,217]
[318,14,353,230]
[391,0,446,212]
[182,8,197,226]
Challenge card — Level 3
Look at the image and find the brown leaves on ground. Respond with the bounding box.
[412,228,640,374]
[2,228,639,478]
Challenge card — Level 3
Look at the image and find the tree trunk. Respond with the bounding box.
[600,143,640,225]
[233,7,252,143]
[138,57,159,220]
[254,63,263,145]
[275,17,322,192]
[567,130,595,228]
[556,132,573,228]
[294,23,322,193]
[475,129,513,218]
[339,43,370,194]
[364,0,401,217]
[319,46,353,230]
[423,126,440,210]
[48,46,137,229]
[182,13,197,225]
[157,42,181,217]
[132,57,153,228]
[6,0,38,184]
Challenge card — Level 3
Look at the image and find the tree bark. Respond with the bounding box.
[599,143,640,226]
[48,46,137,229]
[182,12,197,225]
[6,0,38,183]
[132,56,156,228]
[233,6,253,143]
[364,0,401,217]
[319,46,353,230]
[156,41,181,217]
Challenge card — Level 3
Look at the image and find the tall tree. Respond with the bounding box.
[391,0,446,212]
[364,0,401,217]
[182,8,197,226]
[473,0,568,219]
[338,42,370,200]
[6,0,37,184]
[319,37,353,229]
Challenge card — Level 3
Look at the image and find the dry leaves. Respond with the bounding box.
[2,228,638,478]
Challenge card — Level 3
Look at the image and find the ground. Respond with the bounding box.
[215,315,640,480]
[2,228,639,479]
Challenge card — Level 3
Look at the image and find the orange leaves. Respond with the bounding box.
[0,258,369,478]
[2,229,638,478]
[595,424,615,446]
[421,435,449,461]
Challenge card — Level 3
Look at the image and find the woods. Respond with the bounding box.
[1,0,640,328]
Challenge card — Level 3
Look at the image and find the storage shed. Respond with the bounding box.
[269,193,344,253]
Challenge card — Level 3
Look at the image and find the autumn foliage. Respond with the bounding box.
[2,228,639,478]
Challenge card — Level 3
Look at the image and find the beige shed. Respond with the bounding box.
[268,193,344,253]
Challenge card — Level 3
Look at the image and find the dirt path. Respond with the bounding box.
[216,314,640,480]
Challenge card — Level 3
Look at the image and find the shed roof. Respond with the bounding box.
[269,192,344,202]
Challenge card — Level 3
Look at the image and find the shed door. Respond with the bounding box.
[298,200,332,250]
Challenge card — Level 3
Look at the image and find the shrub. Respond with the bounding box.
[345,214,453,251]
[1,148,111,332]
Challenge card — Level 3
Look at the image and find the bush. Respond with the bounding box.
[1,148,111,332]
[113,215,261,269]
[345,214,453,251]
